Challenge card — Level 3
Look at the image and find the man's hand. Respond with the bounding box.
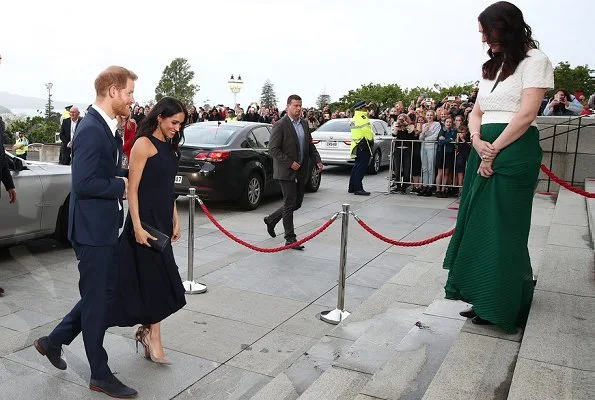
[118,177,128,199]
[7,188,16,204]
[316,162,324,172]
[291,161,301,171]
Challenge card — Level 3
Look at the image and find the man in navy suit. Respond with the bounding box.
[35,66,138,398]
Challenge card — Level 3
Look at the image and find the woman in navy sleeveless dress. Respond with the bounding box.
[109,97,188,364]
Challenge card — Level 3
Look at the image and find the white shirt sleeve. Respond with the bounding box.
[521,50,554,90]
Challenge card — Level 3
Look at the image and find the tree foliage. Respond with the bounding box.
[5,116,58,144]
[155,58,199,105]
[335,82,477,111]
[552,61,594,95]
[316,93,331,109]
[260,80,278,108]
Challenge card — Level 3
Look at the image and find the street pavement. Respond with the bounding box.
[0,166,459,399]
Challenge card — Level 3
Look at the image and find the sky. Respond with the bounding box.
[0,0,593,109]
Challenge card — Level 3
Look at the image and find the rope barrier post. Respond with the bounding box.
[183,187,207,294]
[387,139,394,194]
[320,204,351,325]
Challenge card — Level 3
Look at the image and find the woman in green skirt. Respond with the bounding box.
[443,1,554,333]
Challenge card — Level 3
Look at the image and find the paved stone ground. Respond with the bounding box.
[0,166,459,399]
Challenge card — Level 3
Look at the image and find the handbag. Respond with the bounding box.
[139,222,170,252]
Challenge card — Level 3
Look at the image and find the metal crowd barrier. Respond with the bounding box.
[183,187,208,294]
[386,137,469,194]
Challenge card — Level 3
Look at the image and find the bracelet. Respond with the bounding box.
[470,132,481,142]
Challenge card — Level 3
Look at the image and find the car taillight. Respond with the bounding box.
[311,139,320,144]
[195,151,230,162]
[195,152,209,161]
[343,140,351,145]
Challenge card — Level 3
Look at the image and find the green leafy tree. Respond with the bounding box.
[552,61,595,95]
[6,116,58,144]
[260,80,278,108]
[155,58,199,105]
[316,93,331,109]
[335,82,477,111]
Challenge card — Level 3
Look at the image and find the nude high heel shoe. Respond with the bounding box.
[136,325,171,365]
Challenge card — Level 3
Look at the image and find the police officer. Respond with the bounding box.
[348,101,374,195]
[14,132,29,160]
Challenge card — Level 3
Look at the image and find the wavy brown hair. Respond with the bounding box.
[479,1,539,82]
[135,97,188,159]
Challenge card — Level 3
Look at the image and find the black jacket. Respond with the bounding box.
[0,120,15,197]
[268,115,321,181]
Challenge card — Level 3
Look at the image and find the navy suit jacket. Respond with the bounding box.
[68,107,127,246]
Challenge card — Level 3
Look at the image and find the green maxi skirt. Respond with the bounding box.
[443,123,541,333]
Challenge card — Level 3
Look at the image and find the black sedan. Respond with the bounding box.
[175,121,321,210]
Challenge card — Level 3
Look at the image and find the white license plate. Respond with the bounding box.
[174,175,182,184]
[325,141,338,147]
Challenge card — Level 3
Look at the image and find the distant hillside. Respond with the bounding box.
[0,105,11,114]
[0,91,86,112]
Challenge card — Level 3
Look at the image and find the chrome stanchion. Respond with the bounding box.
[387,139,394,194]
[183,187,207,294]
[320,203,351,324]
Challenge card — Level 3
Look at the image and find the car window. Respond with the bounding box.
[252,127,270,148]
[316,119,351,132]
[371,123,381,136]
[183,123,241,146]
[376,122,389,135]
[242,132,258,149]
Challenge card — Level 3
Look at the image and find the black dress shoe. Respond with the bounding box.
[417,187,427,196]
[471,316,494,326]
[354,190,370,196]
[459,308,477,318]
[34,336,67,370]
[90,374,138,398]
[286,241,304,250]
[263,217,276,238]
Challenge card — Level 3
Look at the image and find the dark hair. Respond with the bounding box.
[287,94,302,105]
[478,1,538,81]
[135,97,188,158]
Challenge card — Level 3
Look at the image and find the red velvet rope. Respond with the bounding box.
[355,217,454,247]
[198,202,338,252]
[540,164,595,199]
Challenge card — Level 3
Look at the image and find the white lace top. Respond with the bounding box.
[477,48,554,126]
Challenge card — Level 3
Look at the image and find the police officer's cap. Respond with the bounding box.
[354,100,368,110]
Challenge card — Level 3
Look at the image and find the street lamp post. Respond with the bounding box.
[227,74,243,107]
[45,82,53,119]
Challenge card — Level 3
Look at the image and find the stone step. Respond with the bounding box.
[250,249,446,400]
[252,193,555,400]
[508,186,595,400]
[356,300,466,400]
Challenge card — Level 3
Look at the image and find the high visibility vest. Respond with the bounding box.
[226,117,237,122]
[15,138,29,155]
[350,110,374,158]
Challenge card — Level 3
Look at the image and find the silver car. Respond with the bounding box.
[312,118,393,174]
[0,152,71,246]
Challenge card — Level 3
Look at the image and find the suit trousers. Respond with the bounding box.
[268,174,306,241]
[49,244,118,380]
[349,145,371,192]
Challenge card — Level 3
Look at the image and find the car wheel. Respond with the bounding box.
[305,164,321,192]
[368,150,381,175]
[240,173,263,210]
[54,196,71,246]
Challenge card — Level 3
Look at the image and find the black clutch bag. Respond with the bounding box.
[140,222,170,252]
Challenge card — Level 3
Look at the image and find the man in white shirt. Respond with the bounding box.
[59,106,81,165]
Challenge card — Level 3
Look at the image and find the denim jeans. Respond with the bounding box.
[421,144,436,185]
